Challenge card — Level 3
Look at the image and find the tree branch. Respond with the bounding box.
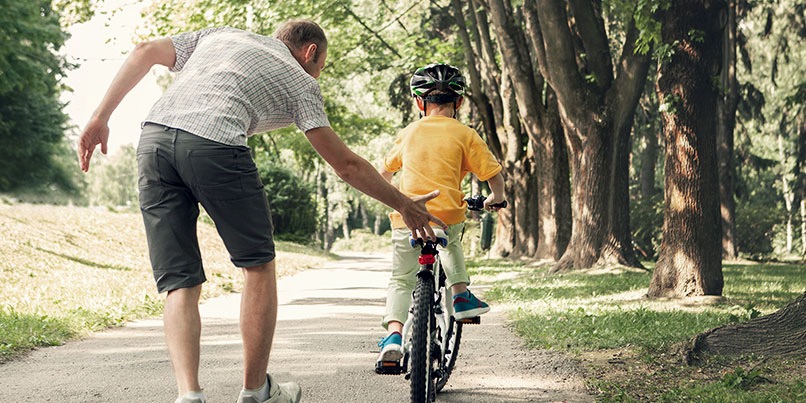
[568,0,613,91]
[342,5,402,59]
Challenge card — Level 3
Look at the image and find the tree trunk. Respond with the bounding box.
[532,0,647,271]
[685,292,806,364]
[451,0,502,159]
[717,0,739,260]
[639,111,660,202]
[523,2,571,261]
[648,0,725,298]
[601,20,651,268]
[484,0,574,260]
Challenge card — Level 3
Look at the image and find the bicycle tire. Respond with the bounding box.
[410,273,436,403]
[435,318,462,391]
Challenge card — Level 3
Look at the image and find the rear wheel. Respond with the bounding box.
[410,273,435,403]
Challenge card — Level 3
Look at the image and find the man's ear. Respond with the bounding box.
[304,43,318,63]
[455,96,464,108]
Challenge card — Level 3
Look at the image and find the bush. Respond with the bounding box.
[256,161,317,239]
[735,201,780,259]
[630,193,663,259]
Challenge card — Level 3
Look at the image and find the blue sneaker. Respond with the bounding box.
[453,291,490,320]
[377,331,403,362]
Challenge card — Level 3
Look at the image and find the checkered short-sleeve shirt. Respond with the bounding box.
[143,27,330,146]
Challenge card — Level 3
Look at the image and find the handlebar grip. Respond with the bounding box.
[464,195,508,211]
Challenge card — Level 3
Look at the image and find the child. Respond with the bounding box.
[376,63,506,364]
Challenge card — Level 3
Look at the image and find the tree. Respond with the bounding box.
[467,0,571,260]
[648,0,725,298]
[527,0,651,271]
[716,0,740,260]
[0,0,77,193]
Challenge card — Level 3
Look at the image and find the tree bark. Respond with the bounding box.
[532,0,647,271]
[717,0,739,260]
[685,292,806,363]
[483,0,545,259]
[649,0,725,298]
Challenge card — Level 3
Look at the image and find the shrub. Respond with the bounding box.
[256,161,317,240]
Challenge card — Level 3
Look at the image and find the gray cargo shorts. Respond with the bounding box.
[137,123,275,293]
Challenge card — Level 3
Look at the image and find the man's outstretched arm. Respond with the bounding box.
[305,126,446,239]
[78,38,176,172]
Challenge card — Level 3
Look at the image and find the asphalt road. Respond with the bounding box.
[0,253,592,403]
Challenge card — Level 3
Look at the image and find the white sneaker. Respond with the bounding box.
[237,374,301,403]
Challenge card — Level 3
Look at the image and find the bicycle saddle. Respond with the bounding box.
[410,228,449,248]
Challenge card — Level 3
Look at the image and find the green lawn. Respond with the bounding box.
[469,259,806,402]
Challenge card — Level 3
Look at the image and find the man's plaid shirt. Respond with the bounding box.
[143,27,330,146]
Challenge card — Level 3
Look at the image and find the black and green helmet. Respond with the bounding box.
[409,63,466,100]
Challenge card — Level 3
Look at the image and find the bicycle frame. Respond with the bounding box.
[400,241,454,364]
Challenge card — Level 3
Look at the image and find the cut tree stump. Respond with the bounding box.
[685,292,806,364]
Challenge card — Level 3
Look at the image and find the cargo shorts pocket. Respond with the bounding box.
[136,146,164,209]
[188,148,264,201]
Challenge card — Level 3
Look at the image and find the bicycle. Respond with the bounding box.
[375,195,507,403]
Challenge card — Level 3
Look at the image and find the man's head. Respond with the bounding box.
[275,19,328,78]
[410,63,466,115]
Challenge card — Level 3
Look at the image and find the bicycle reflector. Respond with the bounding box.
[419,254,436,265]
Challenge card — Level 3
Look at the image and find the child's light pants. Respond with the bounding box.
[382,222,469,329]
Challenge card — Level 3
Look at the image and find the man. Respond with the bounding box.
[77,20,444,403]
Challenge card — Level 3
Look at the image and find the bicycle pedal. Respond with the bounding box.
[375,360,403,375]
[457,316,481,324]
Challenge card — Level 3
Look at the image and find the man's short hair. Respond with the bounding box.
[274,19,327,62]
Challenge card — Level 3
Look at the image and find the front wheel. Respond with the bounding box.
[410,273,436,403]
[435,318,462,391]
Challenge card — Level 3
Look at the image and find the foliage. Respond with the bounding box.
[630,192,663,259]
[255,155,317,239]
[735,189,782,259]
[85,145,138,209]
[0,0,79,193]
[632,0,671,56]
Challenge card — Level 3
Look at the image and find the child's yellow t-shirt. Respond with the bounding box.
[384,115,502,229]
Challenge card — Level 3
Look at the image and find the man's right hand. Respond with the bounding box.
[77,117,110,172]
[399,190,447,241]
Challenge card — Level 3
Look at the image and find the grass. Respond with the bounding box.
[3,201,803,401]
[467,259,806,402]
[0,202,331,361]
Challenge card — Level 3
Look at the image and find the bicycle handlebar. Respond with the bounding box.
[464,195,508,211]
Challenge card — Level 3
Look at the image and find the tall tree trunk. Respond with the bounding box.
[649,0,725,298]
[601,20,651,268]
[484,0,574,260]
[532,0,647,271]
[779,132,795,253]
[638,102,660,202]
[717,0,739,260]
[452,0,502,159]
[523,2,571,261]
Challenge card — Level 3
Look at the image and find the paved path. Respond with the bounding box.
[0,253,592,402]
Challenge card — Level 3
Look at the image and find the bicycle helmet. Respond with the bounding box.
[410,63,466,104]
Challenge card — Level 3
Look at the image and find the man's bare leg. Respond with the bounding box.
[164,285,203,395]
[241,260,278,389]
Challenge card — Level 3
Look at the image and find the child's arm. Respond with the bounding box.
[483,172,506,210]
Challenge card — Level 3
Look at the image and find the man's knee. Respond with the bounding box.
[243,259,275,273]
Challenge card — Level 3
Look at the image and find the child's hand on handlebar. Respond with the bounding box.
[483,193,506,212]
